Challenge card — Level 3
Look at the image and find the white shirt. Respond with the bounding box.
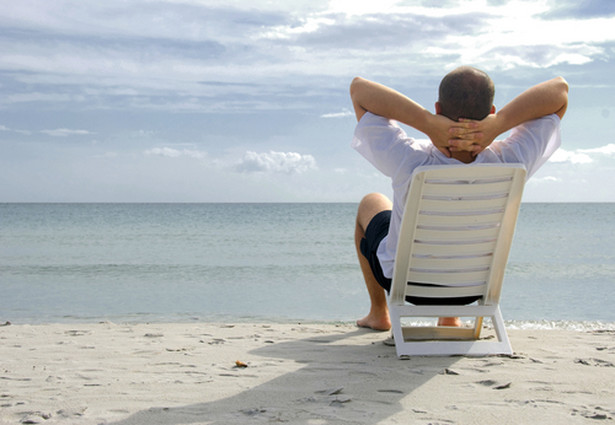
[352,112,562,278]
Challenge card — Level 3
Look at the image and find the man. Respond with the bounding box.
[350,66,568,331]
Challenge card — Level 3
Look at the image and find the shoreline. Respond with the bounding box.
[2,317,615,330]
[2,322,614,424]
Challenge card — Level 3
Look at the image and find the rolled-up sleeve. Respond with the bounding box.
[483,114,561,179]
[352,112,428,178]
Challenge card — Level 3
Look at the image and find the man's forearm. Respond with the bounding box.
[494,77,569,134]
[350,77,433,132]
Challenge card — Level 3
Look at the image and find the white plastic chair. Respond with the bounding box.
[388,164,526,356]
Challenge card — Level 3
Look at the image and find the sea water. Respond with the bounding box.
[1,203,614,328]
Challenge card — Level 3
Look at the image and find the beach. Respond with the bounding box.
[1,322,614,424]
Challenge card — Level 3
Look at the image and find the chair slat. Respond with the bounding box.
[405,283,486,298]
[410,254,493,270]
[410,240,496,256]
[422,166,517,181]
[416,213,504,227]
[407,270,489,285]
[414,226,501,242]
[421,180,513,197]
[418,197,508,213]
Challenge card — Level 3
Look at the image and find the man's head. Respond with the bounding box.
[437,66,495,121]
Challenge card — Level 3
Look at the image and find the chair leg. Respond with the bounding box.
[473,316,484,339]
[491,306,512,354]
[389,305,512,356]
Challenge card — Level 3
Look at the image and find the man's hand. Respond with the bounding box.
[427,114,485,157]
[447,114,501,156]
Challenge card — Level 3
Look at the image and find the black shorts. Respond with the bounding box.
[360,210,393,292]
[360,210,480,306]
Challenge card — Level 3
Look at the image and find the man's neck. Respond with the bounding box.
[451,151,476,164]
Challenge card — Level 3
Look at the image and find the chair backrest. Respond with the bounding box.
[389,164,527,306]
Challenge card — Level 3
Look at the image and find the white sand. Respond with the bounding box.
[1,322,614,424]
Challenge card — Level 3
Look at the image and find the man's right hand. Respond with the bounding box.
[447,114,501,157]
[429,114,491,157]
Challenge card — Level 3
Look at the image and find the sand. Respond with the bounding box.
[1,321,614,424]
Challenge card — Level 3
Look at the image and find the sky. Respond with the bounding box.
[1,0,614,203]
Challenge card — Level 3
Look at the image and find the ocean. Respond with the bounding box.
[1,203,614,329]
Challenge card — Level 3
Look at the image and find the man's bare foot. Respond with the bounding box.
[438,317,462,327]
[356,314,391,331]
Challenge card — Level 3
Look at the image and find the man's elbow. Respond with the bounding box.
[556,76,569,94]
[350,77,365,99]
[350,77,369,121]
[555,76,569,119]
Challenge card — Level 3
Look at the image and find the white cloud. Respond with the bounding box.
[549,144,615,164]
[236,151,317,174]
[0,124,32,135]
[2,0,614,113]
[93,151,118,159]
[321,109,353,119]
[530,175,561,183]
[327,0,401,16]
[40,128,93,137]
[549,149,593,164]
[144,147,207,159]
[579,144,615,155]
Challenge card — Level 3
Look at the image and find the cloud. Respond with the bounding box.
[40,128,93,137]
[479,44,604,70]
[530,175,561,183]
[144,147,207,159]
[0,124,32,135]
[579,144,615,155]
[144,148,317,175]
[549,144,615,164]
[2,124,91,137]
[236,151,317,174]
[1,0,614,114]
[321,109,353,118]
[549,149,593,164]
[541,0,615,19]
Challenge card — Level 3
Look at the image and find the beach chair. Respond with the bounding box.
[388,164,526,357]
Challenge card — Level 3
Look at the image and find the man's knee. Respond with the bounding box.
[357,193,392,231]
[359,193,392,212]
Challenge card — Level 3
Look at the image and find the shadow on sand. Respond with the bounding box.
[108,327,460,424]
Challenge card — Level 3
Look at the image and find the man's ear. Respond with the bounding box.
[435,101,442,114]
[490,105,496,114]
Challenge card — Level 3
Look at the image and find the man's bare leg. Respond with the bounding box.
[437,317,462,327]
[355,193,461,330]
[355,193,392,331]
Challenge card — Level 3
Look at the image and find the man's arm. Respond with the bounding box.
[350,77,422,122]
[449,77,569,154]
[350,77,473,157]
